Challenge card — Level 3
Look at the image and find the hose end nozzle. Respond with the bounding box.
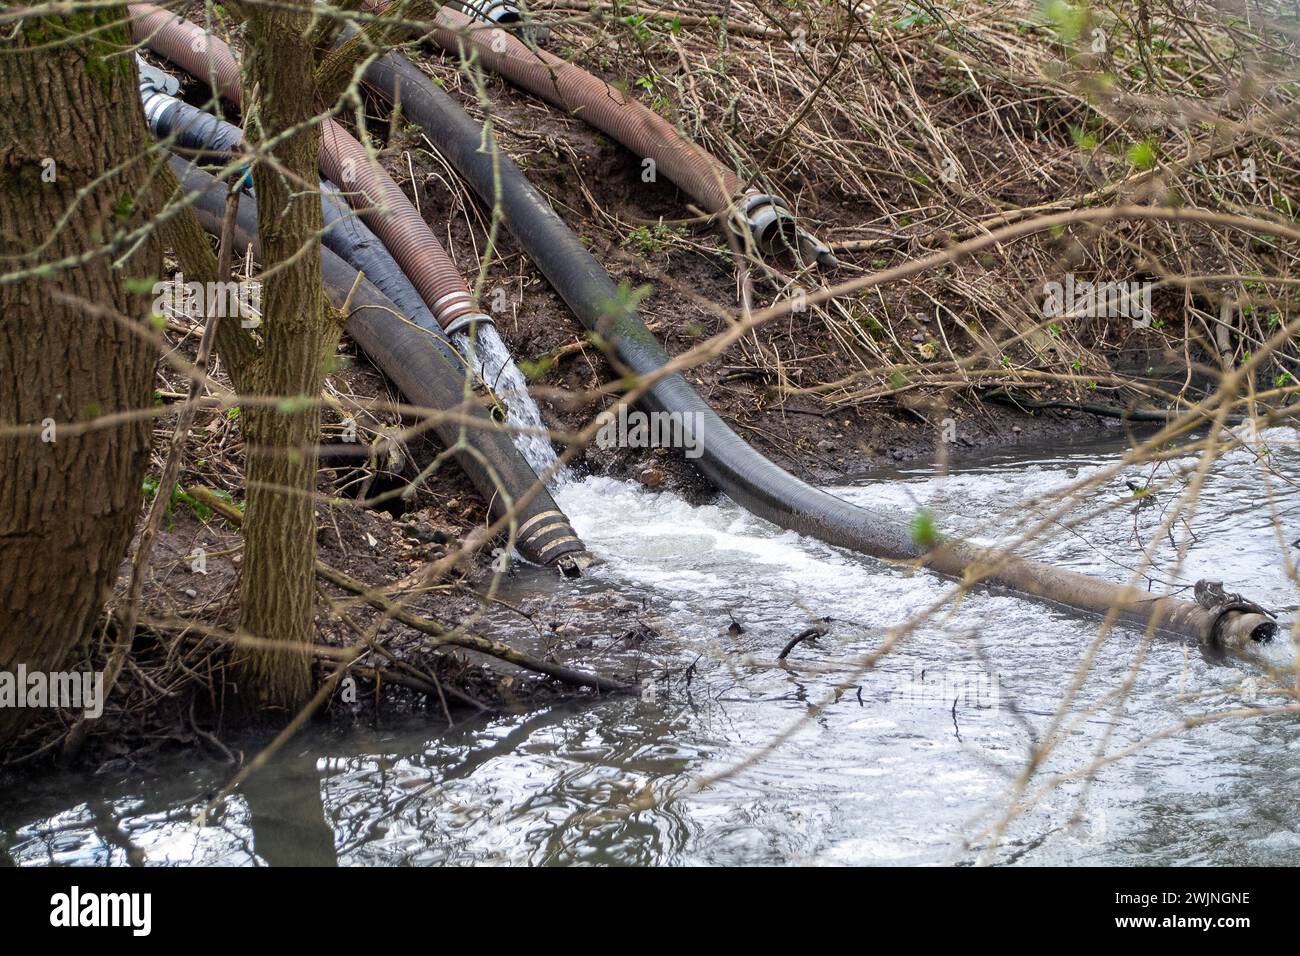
[735,192,836,269]
[443,311,496,337]
[555,551,592,578]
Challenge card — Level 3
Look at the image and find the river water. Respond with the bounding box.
[3,429,1297,866]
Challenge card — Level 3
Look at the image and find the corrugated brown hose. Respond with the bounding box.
[131,4,588,569]
[129,5,488,333]
[393,3,834,265]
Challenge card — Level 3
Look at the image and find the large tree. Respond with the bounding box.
[0,10,161,746]
[237,0,336,711]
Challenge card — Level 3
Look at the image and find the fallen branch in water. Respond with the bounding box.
[779,624,829,661]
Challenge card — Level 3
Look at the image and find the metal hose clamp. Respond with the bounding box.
[443,310,495,337]
[733,191,837,268]
[432,290,496,335]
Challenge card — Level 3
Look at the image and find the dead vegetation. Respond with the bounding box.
[512,0,1300,429]
[5,0,1299,785]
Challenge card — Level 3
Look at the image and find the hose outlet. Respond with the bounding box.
[734,192,837,268]
[443,311,496,337]
[555,552,592,578]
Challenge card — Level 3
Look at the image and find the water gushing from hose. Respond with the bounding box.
[456,324,570,485]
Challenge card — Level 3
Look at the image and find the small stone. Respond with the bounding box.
[183,588,198,599]
[911,333,926,343]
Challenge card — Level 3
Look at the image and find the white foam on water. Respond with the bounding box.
[554,475,935,626]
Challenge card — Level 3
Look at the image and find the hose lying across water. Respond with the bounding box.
[361,51,1276,648]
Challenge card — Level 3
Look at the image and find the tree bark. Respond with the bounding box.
[0,11,161,747]
[237,0,335,712]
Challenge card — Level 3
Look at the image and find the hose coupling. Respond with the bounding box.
[733,191,837,268]
[136,54,180,98]
[450,0,549,44]
[443,309,496,337]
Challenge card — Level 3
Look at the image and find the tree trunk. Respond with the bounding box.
[0,11,161,747]
[237,1,334,712]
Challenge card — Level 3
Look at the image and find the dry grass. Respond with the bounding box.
[526,0,1300,418]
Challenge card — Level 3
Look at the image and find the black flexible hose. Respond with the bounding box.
[359,54,1277,645]
[168,156,588,570]
[363,53,919,557]
[145,95,244,157]
[143,91,468,370]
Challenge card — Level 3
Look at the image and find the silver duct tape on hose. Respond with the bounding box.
[734,191,837,268]
[137,54,181,133]
[141,89,178,133]
[136,54,179,96]
[454,0,520,22]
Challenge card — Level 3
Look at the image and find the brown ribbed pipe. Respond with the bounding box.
[129,4,242,97]
[128,4,482,331]
[423,5,743,215]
